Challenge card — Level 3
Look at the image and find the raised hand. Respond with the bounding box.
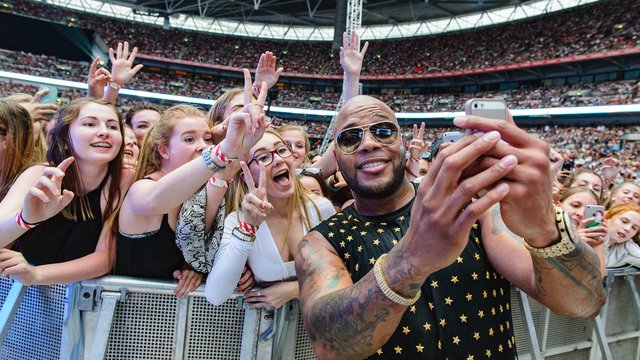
[21,157,75,224]
[340,30,369,76]
[173,268,203,297]
[87,56,112,99]
[22,88,58,122]
[218,69,269,160]
[239,161,272,227]
[109,42,144,86]
[0,249,40,286]
[254,51,283,91]
[408,122,427,160]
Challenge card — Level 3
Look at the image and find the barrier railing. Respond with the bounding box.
[0,270,638,359]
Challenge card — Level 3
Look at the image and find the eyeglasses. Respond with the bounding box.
[336,121,399,154]
[247,144,293,166]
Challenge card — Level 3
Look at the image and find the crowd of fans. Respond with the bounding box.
[7,0,640,76]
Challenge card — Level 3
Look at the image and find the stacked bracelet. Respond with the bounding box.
[202,145,225,172]
[209,176,231,188]
[523,206,577,258]
[238,220,259,234]
[15,210,40,230]
[374,254,421,306]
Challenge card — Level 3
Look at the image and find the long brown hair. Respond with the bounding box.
[47,98,124,226]
[226,130,321,233]
[0,100,35,201]
[4,93,48,162]
[208,88,243,126]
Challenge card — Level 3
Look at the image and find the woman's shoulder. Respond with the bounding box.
[307,196,336,218]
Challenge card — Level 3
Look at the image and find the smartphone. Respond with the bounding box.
[464,98,508,121]
[442,131,462,143]
[39,85,58,105]
[585,205,605,228]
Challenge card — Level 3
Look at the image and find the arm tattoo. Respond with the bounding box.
[491,205,521,241]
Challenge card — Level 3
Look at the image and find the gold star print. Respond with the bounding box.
[344,253,351,259]
[486,272,491,279]
[423,322,431,331]
[391,239,398,246]
[351,226,357,230]
[493,290,497,298]
[393,227,401,232]
[451,276,459,284]
[459,314,468,323]
[465,293,473,301]
[456,256,464,263]
[348,215,353,220]
[500,305,504,313]
[498,345,503,353]
[439,319,446,327]
[416,344,424,353]
[438,340,442,350]
[467,355,474,360]
[486,349,492,358]
[489,328,494,336]
[398,216,405,221]
[402,326,410,335]
[328,232,334,238]
[506,321,510,329]
[506,303,510,310]
[471,272,479,280]
[483,290,488,298]
[428,302,434,310]
[355,264,360,271]
[342,220,348,224]
[491,307,496,315]
[377,228,384,233]
[346,236,353,241]
[499,324,504,333]
[478,310,485,318]
[473,332,480,341]
[474,253,481,260]
[474,236,480,244]
[376,348,383,356]
[472,223,478,229]
[409,305,416,314]
[328,222,335,226]
[369,257,376,265]
[444,297,453,305]
[394,345,402,354]
[339,241,346,248]
[508,340,512,348]
[364,221,371,226]
[360,231,367,236]
[357,245,363,252]
[373,239,381,246]
[381,222,387,226]
[430,281,439,288]
[500,288,505,296]
[493,273,498,279]
[339,229,345,233]
[452,336,461,345]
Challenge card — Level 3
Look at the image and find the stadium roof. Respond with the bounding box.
[42,0,602,40]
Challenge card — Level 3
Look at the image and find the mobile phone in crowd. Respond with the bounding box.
[442,131,462,143]
[38,85,59,105]
[464,98,508,121]
[585,205,605,228]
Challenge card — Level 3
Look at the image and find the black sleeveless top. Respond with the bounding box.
[115,214,187,279]
[312,192,517,360]
[13,181,105,265]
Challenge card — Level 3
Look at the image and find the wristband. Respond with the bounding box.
[252,84,261,95]
[15,210,40,230]
[238,220,259,234]
[214,144,237,165]
[202,145,225,172]
[107,82,122,90]
[209,176,231,188]
[374,254,421,306]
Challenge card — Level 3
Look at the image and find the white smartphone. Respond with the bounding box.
[442,131,462,143]
[585,205,605,228]
[464,98,508,121]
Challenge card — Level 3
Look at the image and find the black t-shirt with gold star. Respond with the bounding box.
[312,195,518,360]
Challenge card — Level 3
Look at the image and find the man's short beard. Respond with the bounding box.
[342,155,407,199]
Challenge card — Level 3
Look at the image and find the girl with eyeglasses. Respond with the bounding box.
[205,130,335,308]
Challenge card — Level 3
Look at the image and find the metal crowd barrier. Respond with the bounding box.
[0,271,639,359]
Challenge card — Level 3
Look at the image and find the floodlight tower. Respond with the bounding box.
[319,0,363,154]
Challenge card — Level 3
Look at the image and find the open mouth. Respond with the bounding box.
[124,149,134,157]
[91,142,112,149]
[617,231,626,240]
[358,159,389,171]
[273,169,291,186]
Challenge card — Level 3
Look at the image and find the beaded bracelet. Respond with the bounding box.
[202,145,225,172]
[15,209,40,230]
[209,176,231,188]
[238,220,259,235]
[374,254,421,306]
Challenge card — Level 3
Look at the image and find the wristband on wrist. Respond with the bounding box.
[252,84,261,95]
[209,176,231,188]
[374,254,421,306]
[107,82,122,90]
[202,145,225,172]
[238,220,259,234]
[15,209,40,230]
[214,144,237,165]
[523,206,577,258]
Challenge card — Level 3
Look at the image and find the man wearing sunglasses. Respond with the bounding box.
[295,95,606,359]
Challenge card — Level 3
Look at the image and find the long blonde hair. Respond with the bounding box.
[0,100,35,201]
[4,93,48,162]
[226,130,321,233]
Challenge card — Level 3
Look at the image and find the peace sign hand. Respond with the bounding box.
[21,157,75,224]
[408,122,427,161]
[239,161,272,227]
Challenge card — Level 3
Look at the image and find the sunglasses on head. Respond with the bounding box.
[336,121,399,154]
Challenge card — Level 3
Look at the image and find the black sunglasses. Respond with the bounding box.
[336,121,400,154]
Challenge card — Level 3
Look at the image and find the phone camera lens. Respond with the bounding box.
[473,103,478,109]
